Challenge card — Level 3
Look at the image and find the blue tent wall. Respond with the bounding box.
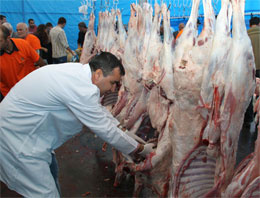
[1,0,260,50]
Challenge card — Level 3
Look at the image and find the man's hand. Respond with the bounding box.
[129,143,155,163]
[138,143,155,157]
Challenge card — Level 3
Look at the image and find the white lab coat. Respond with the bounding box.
[0,63,138,197]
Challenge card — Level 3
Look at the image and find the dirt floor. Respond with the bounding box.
[1,121,257,198]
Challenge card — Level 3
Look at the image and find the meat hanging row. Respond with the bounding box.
[80,0,259,197]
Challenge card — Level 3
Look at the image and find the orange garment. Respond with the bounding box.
[0,38,39,96]
[25,34,41,50]
[176,29,183,40]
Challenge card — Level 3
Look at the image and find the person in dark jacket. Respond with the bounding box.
[77,22,88,49]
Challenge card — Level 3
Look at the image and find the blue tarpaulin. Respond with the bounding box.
[1,0,259,50]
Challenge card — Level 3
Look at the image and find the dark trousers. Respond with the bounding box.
[53,56,67,64]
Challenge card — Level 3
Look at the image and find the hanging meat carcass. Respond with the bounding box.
[144,3,170,134]
[111,4,173,197]
[222,93,260,197]
[128,4,174,197]
[223,85,260,198]
[96,11,108,52]
[109,4,151,193]
[205,0,255,194]
[142,3,162,87]
[112,3,146,129]
[80,12,97,64]
[115,9,127,59]
[171,0,229,197]
[170,0,216,178]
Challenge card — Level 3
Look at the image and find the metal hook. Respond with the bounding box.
[167,3,171,11]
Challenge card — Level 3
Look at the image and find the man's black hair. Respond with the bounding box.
[0,25,11,39]
[0,15,6,20]
[46,22,53,28]
[78,22,87,28]
[58,17,66,25]
[89,52,125,77]
[28,18,34,23]
[250,17,260,26]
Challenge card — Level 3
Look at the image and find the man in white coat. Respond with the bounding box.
[0,52,154,197]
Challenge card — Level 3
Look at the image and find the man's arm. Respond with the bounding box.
[59,31,75,56]
[66,47,75,56]
[64,86,138,154]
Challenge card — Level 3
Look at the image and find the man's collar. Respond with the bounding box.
[0,39,19,56]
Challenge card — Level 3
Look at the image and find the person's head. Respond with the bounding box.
[28,18,36,28]
[0,25,11,51]
[36,24,47,33]
[46,22,53,28]
[78,22,87,32]
[16,22,28,38]
[179,23,185,31]
[35,24,48,44]
[89,52,125,96]
[0,15,7,24]
[2,22,13,37]
[250,17,260,27]
[58,17,66,28]
[45,22,53,34]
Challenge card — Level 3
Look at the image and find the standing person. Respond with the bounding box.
[176,19,200,40]
[50,17,75,64]
[76,22,88,59]
[16,22,41,53]
[0,15,7,24]
[28,18,37,34]
[77,21,87,49]
[45,22,53,64]
[0,25,45,100]
[34,24,51,64]
[173,22,185,39]
[248,17,260,77]
[0,52,154,197]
